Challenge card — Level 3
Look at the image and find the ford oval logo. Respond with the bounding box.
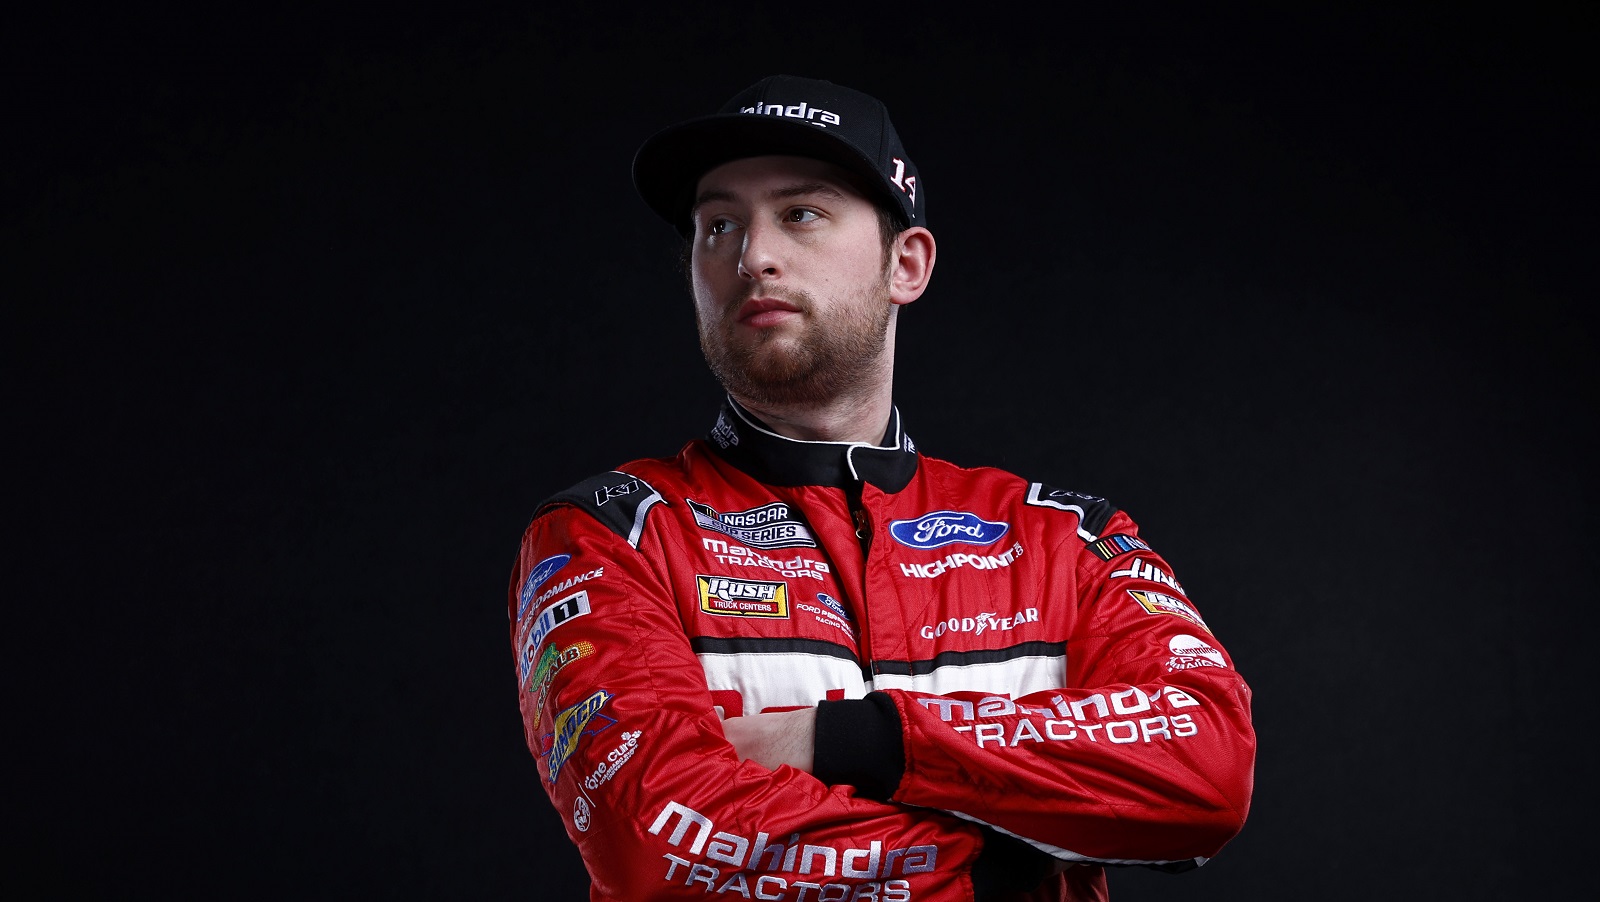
[888,511,1010,550]
[518,553,572,618]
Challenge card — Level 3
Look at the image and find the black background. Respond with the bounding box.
[12,5,1596,899]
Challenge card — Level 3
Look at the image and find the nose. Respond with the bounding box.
[737,222,780,281]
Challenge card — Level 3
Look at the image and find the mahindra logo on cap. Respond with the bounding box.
[889,511,1010,550]
[739,100,842,128]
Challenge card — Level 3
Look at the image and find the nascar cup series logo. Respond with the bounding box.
[697,575,789,618]
[889,511,1010,550]
[688,499,817,550]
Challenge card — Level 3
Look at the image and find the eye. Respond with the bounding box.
[706,217,739,237]
[784,208,821,224]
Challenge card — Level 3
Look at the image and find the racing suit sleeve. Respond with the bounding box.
[511,501,997,901]
[811,509,1255,870]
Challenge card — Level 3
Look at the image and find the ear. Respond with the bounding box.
[888,227,936,306]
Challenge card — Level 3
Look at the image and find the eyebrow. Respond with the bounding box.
[691,182,848,219]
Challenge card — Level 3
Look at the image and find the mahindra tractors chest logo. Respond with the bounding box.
[889,511,1010,550]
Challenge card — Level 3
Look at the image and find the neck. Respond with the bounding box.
[732,383,895,444]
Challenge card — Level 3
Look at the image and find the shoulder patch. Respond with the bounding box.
[536,470,666,550]
[1086,533,1150,561]
[1024,482,1118,541]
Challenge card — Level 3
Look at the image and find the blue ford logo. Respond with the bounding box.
[889,511,1009,550]
[817,592,852,621]
[518,553,572,618]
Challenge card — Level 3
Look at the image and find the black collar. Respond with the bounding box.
[704,397,920,492]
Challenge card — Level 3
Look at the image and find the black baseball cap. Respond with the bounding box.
[632,74,924,236]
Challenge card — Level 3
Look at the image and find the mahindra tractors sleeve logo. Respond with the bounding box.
[888,511,1010,550]
[649,800,936,892]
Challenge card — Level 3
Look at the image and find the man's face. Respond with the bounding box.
[689,155,896,408]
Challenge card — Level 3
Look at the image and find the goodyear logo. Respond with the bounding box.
[697,575,789,618]
[542,689,615,784]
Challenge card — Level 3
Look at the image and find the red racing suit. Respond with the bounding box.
[508,400,1254,901]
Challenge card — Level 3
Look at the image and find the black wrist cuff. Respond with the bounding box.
[812,692,905,800]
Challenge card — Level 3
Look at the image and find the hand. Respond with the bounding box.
[720,708,816,773]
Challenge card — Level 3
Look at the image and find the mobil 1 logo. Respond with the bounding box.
[518,590,593,683]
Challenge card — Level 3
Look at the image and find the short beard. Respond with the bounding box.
[697,275,894,409]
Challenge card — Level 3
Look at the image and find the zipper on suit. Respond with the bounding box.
[844,479,876,681]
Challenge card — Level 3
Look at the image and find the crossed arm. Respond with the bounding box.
[513,503,1254,898]
[721,708,816,773]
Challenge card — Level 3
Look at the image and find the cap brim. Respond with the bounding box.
[632,114,893,235]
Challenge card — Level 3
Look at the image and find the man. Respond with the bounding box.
[508,74,1255,901]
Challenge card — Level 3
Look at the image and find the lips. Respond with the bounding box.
[736,297,802,327]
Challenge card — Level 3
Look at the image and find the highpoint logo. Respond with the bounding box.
[740,100,842,128]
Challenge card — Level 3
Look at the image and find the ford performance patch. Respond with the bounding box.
[697,575,789,618]
[889,511,1010,550]
[816,592,852,622]
[518,553,571,620]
